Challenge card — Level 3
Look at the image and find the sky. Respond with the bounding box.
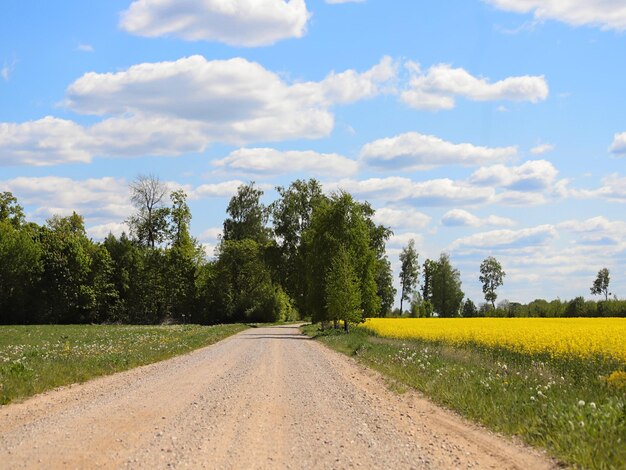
[1,0,626,306]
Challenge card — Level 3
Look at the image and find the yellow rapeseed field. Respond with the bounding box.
[362,318,626,362]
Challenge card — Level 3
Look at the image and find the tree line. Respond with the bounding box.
[0,178,396,326]
[2,176,623,325]
[396,239,625,318]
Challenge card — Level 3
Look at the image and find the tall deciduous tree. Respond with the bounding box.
[304,191,380,324]
[431,253,464,317]
[399,239,419,314]
[128,174,170,248]
[271,179,324,315]
[479,256,506,309]
[223,182,269,244]
[325,247,362,332]
[591,268,611,301]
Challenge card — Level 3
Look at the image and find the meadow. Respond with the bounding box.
[0,324,247,405]
[304,318,626,469]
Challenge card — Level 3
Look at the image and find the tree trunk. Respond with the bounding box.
[333,319,338,329]
[344,321,349,333]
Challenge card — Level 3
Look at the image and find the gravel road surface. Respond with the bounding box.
[0,325,554,469]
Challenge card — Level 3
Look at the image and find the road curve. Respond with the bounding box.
[0,325,554,469]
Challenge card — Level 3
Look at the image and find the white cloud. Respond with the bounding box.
[442,209,516,227]
[330,177,495,206]
[360,131,516,170]
[77,44,94,52]
[2,56,396,166]
[574,174,626,202]
[189,180,247,200]
[0,117,92,166]
[470,160,558,191]
[450,224,557,251]
[120,0,310,47]
[326,0,364,3]
[401,63,548,110]
[0,176,132,223]
[530,143,554,155]
[610,131,626,155]
[214,147,358,176]
[372,207,431,230]
[1,58,16,81]
[87,222,129,240]
[484,0,626,31]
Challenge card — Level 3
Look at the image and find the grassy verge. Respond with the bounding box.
[0,323,247,405]
[302,323,626,469]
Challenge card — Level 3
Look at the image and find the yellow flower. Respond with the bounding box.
[362,318,626,362]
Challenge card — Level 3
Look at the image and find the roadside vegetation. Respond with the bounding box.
[303,322,626,470]
[0,323,247,405]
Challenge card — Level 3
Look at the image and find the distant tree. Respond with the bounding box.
[421,258,436,302]
[462,299,478,318]
[431,253,464,317]
[325,248,362,332]
[223,182,270,244]
[479,256,506,309]
[591,268,611,301]
[127,174,170,248]
[375,256,396,317]
[399,239,419,314]
[0,192,25,228]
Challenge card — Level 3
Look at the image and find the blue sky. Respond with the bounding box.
[1,0,625,306]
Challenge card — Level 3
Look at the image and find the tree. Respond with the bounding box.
[223,182,270,244]
[422,259,435,302]
[271,179,324,315]
[325,248,362,332]
[0,192,25,228]
[462,299,478,318]
[479,256,506,309]
[375,256,396,317]
[591,268,611,301]
[431,253,464,317]
[128,174,170,248]
[303,192,380,324]
[399,239,419,314]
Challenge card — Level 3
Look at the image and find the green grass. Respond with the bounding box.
[302,323,626,469]
[0,323,248,405]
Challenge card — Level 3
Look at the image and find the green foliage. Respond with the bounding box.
[303,191,381,324]
[479,256,506,308]
[307,324,626,470]
[223,182,270,244]
[0,192,26,228]
[399,239,419,314]
[127,174,170,248]
[462,298,478,317]
[375,257,396,317]
[430,253,464,317]
[325,248,362,326]
[591,267,611,301]
[0,324,247,405]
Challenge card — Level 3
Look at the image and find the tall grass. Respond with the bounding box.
[303,324,626,469]
[0,324,247,405]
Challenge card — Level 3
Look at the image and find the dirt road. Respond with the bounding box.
[0,325,554,469]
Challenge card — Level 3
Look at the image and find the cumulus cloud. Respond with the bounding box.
[330,177,495,206]
[120,0,310,47]
[87,222,129,240]
[401,62,548,110]
[442,209,516,227]
[530,143,554,155]
[0,117,92,166]
[372,207,431,230]
[0,176,133,223]
[214,147,358,176]
[450,224,557,251]
[2,56,396,166]
[188,180,247,200]
[573,174,626,203]
[610,131,626,155]
[484,0,626,31]
[77,44,94,53]
[470,160,558,191]
[360,131,516,170]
